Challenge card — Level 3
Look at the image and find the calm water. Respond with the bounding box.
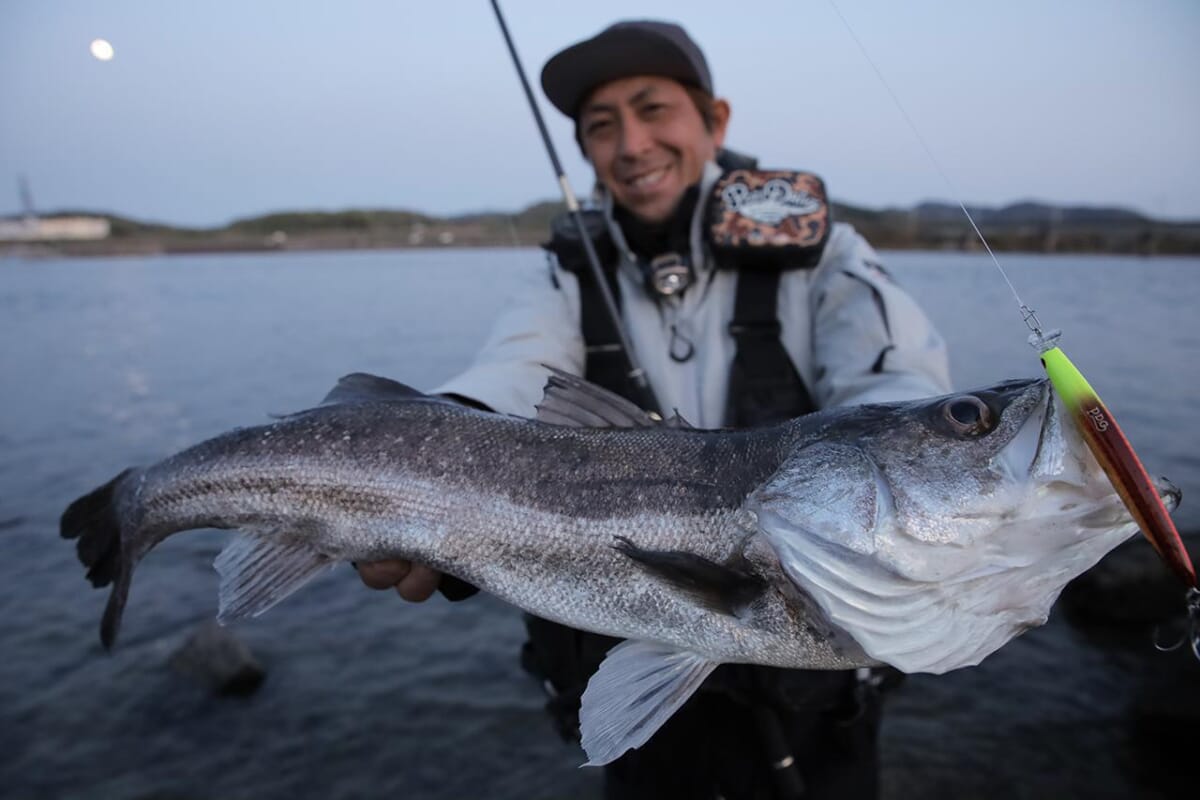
[1,249,1197,799]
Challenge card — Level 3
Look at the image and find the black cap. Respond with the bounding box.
[540,20,712,119]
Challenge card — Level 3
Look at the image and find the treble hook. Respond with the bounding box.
[1153,587,1200,661]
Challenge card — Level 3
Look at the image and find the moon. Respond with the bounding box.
[90,39,114,61]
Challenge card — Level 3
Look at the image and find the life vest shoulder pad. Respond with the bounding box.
[707,169,831,271]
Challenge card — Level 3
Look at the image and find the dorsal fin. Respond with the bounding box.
[536,367,681,428]
[320,373,429,406]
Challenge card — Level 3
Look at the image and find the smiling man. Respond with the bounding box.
[359,20,952,800]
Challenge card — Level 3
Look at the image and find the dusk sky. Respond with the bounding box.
[2,0,1197,226]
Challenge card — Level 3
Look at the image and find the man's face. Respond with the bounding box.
[578,76,729,225]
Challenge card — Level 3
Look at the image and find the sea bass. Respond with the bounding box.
[61,370,1179,764]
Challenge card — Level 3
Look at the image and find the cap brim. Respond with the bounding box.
[541,28,708,117]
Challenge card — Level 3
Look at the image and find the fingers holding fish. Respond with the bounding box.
[355,559,442,602]
[355,559,411,589]
[396,564,442,602]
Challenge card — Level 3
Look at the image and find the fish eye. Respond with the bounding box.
[942,395,994,436]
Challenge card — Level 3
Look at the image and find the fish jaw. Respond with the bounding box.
[749,379,1176,674]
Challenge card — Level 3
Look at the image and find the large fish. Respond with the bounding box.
[61,370,1179,764]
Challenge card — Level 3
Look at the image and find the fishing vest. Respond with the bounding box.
[543,159,832,425]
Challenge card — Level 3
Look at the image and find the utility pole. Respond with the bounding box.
[18,175,36,222]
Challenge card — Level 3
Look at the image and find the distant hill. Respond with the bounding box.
[905,201,1148,226]
[830,200,1200,254]
[7,199,1199,257]
[225,209,435,235]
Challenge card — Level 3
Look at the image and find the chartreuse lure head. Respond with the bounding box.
[1034,331,1196,589]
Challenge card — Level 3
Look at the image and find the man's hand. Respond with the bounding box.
[356,560,443,602]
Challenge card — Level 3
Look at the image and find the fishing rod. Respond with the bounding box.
[825,0,1198,650]
[488,0,660,414]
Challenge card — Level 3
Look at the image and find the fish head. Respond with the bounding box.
[864,376,1179,560]
[751,377,1179,674]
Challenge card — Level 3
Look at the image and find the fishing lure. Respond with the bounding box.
[1036,328,1199,659]
[1036,331,1195,589]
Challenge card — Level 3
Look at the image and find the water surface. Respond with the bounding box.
[1,249,1196,798]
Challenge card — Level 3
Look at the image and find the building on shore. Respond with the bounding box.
[0,216,111,242]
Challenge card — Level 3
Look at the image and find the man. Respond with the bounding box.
[359,20,951,800]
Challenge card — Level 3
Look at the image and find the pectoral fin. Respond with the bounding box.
[579,640,718,766]
[215,533,336,623]
[613,536,766,616]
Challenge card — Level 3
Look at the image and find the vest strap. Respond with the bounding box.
[725,270,816,427]
[577,263,662,415]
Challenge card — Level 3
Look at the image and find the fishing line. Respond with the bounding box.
[824,0,1046,338]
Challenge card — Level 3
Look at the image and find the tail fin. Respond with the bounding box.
[60,468,139,649]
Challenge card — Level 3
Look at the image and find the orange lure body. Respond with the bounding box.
[1041,345,1196,588]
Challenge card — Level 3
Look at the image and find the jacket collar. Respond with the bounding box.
[598,161,724,286]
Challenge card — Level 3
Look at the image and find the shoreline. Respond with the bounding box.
[6,200,1199,259]
[6,236,1199,260]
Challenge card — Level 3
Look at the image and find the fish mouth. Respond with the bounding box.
[1028,380,1056,475]
[1010,382,1181,512]
[993,378,1053,480]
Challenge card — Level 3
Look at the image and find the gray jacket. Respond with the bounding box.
[436,162,952,424]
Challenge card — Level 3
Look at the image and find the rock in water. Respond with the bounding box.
[168,622,265,696]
